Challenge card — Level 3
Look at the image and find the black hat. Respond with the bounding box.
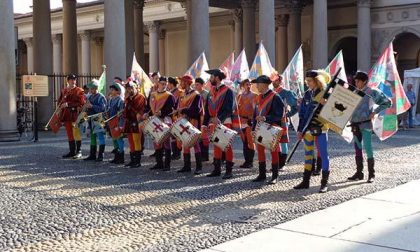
[159,76,168,82]
[251,75,271,84]
[353,71,369,82]
[195,77,205,85]
[205,69,226,80]
[67,74,77,80]
[305,70,318,78]
[168,77,178,86]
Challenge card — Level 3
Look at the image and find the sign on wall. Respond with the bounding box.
[22,75,49,97]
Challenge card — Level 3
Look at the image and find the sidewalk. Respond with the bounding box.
[202,180,420,252]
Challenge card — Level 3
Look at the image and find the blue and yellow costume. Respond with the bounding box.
[107,83,125,164]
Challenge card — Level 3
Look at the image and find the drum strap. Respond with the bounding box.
[208,85,229,117]
[257,91,276,117]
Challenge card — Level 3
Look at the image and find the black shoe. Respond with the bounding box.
[253,162,266,182]
[114,152,125,164]
[73,141,82,159]
[111,148,118,154]
[129,151,142,168]
[62,141,76,158]
[222,161,234,179]
[367,158,375,183]
[177,153,191,173]
[125,153,135,167]
[194,153,202,175]
[151,149,164,170]
[96,145,105,162]
[163,149,171,171]
[84,145,97,161]
[294,170,312,190]
[207,159,222,177]
[319,170,330,193]
[348,172,364,181]
[278,153,287,171]
[348,156,364,181]
[268,163,279,184]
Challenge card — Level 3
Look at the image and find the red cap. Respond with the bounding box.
[179,75,193,84]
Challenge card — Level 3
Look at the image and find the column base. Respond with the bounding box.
[0,130,20,142]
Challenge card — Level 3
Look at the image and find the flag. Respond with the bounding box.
[131,53,153,96]
[325,51,353,143]
[326,50,348,83]
[230,49,250,86]
[220,52,235,81]
[185,52,210,81]
[98,66,106,96]
[282,46,304,98]
[249,42,276,80]
[368,42,412,140]
[108,115,123,139]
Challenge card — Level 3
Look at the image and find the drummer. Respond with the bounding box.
[145,76,175,171]
[176,75,203,175]
[251,75,285,184]
[168,77,184,160]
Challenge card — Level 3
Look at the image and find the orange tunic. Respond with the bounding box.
[57,86,85,122]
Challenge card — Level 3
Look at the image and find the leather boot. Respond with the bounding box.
[348,156,364,181]
[171,142,181,160]
[207,159,222,177]
[130,151,142,168]
[114,152,125,164]
[96,145,105,162]
[194,153,202,175]
[73,141,82,159]
[253,162,267,182]
[62,141,76,159]
[294,170,312,189]
[177,153,191,173]
[278,153,287,171]
[367,158,375,183]
[223,161,234,179]
[125,152,135,167]
[84,145,97,161]
[151,149,164,170]
[313,157,322,176]
[163,149,171,171]
[268,163,279,184]
[319,170,330,193]
[200,142,209,162]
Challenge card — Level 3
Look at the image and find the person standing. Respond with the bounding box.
[107,82,125,164]
[348,71,392,183]
[57,74,85,159]
[406,84,416,128]
[194,77,210,162]
[168,77,184,160]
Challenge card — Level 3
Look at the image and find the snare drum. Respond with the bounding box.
[210,124,237,151]
[170,118,201,148]
[253,121,282,151]
[142,116,171,145]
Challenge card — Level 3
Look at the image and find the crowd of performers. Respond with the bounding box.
[55,69,391,193]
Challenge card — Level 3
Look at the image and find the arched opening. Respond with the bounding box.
[393,32,420,78]
[330,37,357,77]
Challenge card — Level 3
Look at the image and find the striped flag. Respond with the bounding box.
[282,46,304,98]
[230,49,250,86]
[368,42,412,140]
[131,53,153,96]
[185,52,210,81]
[220,52,235,81]
[249,42,276,80]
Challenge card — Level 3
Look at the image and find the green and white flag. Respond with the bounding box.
[98,65,106,96]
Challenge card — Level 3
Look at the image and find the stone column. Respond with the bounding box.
[276,14,288,72]
[133,0,145,67]
[52,34,63,74]
[62,0,78,74]
[182,0,193,64]
[312,0,328,69]
[33,0,53,125]
[190,0,210,64]
[104,0,127,91]
[80,31,91,74]
[232,9,243,57]
[259,0,276,66]
[159,29,166,75]
[0,0,18,141]
[242,0,256,66]
[146,21,160,73]
[125,0,134,76]
[287,2,302,60]
[357,0,372,71]
[23,38,34,73]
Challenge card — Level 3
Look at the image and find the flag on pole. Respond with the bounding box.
[282,45,304,98]
[220,52,235,81]
[185,52,210,81]
[249,42,276,80]
[131,53,153,96]
[326,50,348,83]
[368,42,412,140]
[98,65,106,96]
[325,51,353,143]
[230,49,250,86]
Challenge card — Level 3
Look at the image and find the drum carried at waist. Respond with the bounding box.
[141,116,171,145]
[210,124,237,151]
[170,118,201,148]
[253,121,282,151]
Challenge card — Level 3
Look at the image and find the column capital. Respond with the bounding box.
[133,0,145,9]
[241,0,256,9]
[52,34,62,44]
[94,37,104,46]
[275,14,289,27]
[287,0,304,14]
[23,37,33,47]
[358,0,372,8]
[146,21,160,33]
[79,31,91,41]
[231,8,243,23]
[159,29,166,40]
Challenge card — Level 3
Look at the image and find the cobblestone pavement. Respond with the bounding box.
[0,128,419,252]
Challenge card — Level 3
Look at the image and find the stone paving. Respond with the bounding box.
[0,128,419,252]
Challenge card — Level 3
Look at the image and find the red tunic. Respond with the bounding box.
[57,87,85,122]
[124,93,146,133]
